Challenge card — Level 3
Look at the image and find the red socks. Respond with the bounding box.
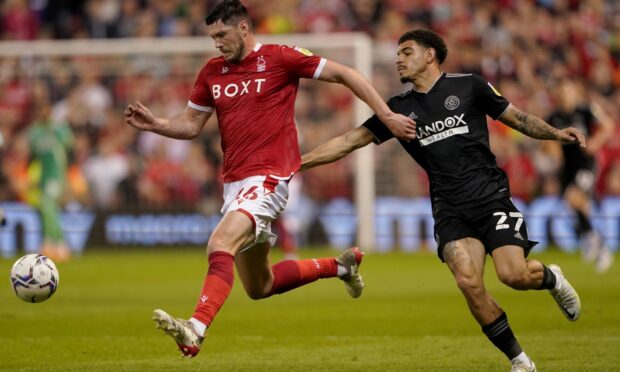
[268,258,338,296]
[192,251,235,327]
[191,253,339,325]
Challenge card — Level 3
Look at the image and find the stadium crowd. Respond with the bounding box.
[1,0,619,244]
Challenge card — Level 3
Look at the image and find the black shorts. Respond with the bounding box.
[434,197,538,262]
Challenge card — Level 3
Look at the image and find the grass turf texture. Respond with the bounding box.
[1,248,618,371]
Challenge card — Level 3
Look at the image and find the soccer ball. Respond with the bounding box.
[10,254,59,303]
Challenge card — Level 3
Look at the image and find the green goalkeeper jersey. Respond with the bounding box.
[27,121,73,183]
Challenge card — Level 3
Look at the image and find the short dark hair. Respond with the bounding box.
[398,29,448,65]
[205,0,252,29]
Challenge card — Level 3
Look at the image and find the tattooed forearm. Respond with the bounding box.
[511,111,560,140]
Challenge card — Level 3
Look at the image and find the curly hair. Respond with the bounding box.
[398,29,448,65]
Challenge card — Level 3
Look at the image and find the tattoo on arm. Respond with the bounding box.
[505,109,560,140]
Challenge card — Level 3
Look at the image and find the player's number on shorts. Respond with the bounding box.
[493,211,523,231]
[234,186,259,203]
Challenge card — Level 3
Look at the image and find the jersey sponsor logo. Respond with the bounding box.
[417,113,468,146]
[444,95,460,110]
[212,78,266,99]
[257,56,266,72]
[294,46,313,56]
[488,82,502,96]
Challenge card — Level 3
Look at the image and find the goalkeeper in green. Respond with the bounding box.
[27,99,73,262]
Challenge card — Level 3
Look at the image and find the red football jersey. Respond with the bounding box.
[189,43,326,182]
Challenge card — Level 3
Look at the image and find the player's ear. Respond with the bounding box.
[426,48,436,63]
[238,19,250,37]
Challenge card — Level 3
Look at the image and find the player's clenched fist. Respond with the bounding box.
[382,112,416,141]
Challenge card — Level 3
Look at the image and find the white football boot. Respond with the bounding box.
[510,357,537,372]
[153,309,204,357]
[335,247,365,298]
[548,265,581,321]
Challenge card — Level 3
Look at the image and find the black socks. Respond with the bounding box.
[538,265,557,290]
[482,312,522,360]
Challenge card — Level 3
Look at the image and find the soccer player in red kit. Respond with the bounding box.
[124,0,416,358]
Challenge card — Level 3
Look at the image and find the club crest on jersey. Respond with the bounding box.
[294,46,313,56]
[257,56,266,72]
[444,95,460,110]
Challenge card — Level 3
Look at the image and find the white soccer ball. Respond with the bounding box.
[10,254,60,303]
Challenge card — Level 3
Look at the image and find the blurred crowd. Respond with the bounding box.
[1,0,620,219]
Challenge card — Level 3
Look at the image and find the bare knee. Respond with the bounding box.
[497,269,529,290]
[206,234,236,255]
[245,289,266,300]
[454,273,484,297]
[207,236,224,254]
[244,285,271,300]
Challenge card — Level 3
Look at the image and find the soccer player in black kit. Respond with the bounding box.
[301,29,585,372]
[547,79,615,273]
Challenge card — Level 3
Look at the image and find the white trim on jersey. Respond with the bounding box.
[445,73,472,77]
[187,100,214,112]
[363,126,384,145]
[494,102,511,120]
[253,43,262,52]
[313,58,327,80]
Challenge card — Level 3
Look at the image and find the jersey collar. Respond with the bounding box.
[411,72,445,94]
[230,42,263,66]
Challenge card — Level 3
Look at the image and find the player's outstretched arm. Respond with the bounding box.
[499,104,586,147]
[124,101,212,139]
[300,127,374,171]
[316,61,416,141]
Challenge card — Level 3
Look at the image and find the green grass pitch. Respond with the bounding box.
[1,248,619,371]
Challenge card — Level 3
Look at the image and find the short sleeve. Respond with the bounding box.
[279,45,326,80]
[471,74,510,120]
[188,64,215,112]
[361,98,398,144]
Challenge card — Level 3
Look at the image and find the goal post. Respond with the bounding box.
[0,33,376,250]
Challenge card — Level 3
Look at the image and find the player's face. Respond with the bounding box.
[206,20,246,63]
[557,81,580,110]
[395,41,430,83]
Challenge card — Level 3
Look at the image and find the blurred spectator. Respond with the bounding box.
[82,133,129,209]
[1,0,39,40]
[0,0,618,248]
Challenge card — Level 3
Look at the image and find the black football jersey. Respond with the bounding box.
[363,73,511,210]
[547,106,595,171]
